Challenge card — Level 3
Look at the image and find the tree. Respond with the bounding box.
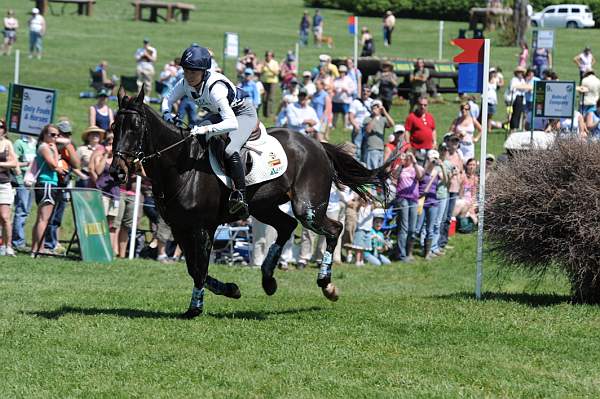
[512,0,530,46]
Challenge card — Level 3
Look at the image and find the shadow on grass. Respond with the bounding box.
[433,291,571,307]
[26,305,325,321]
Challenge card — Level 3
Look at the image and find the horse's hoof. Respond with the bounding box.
[180,307,203,319]
[224,283,242,299]
[262,276,277,296]
[322,283,339,302]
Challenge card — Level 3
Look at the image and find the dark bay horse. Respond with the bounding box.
[111,88,392,319]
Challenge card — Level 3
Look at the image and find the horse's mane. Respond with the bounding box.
[121,95,190,139]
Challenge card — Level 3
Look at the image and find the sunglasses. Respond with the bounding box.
[49,133,59,138]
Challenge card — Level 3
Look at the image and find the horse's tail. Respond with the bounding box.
[321,142,394,205]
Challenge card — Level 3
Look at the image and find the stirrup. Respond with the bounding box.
[229,190,249,218]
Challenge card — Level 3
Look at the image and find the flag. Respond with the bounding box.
[348,16,356,35]
[453,39,485,93]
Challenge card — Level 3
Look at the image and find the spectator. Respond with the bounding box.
[364,208,391,266]
[236,48,258,80]
[393,151,421,262]
[281,77,300,103]
[574,47,595,82]
[363,99,394,169]
[240,68,261,110]
[383,10,396,47]
[285,89,320,138]
[76,125,103,188]
[313,184,352,265]
[430,143,452,256]
[1,9,18,56]
[31,125,64,256]
[135,37,157,98]
[438,135,463,250]
[156,215,182,263]
[299,11,310,47]
[89,89,114,132]
[378,61,398,112]
[259,50,280,118]
[405,97,436,162]
[517,41,528,69]
[348,86,373,161]
[346,58,362,98]
[409,59,429,111]
[90,132,119,254]
[11,131,37,250]
[280,52,297,90]
[0,119,17,256]
[275,94,295,127]
[301,70,316,96]
[332,64,355,129]
[449,102,482,162]
[487,69,500,131]
[384,124,410,164]
[316,54,339,79]
[44,119,81,253]
[28,7,45,59]
[312,9,323,46]
[352,198,373,266]
[416,150,443,260]
[581,70,600,116]
[532,47,551,78]
[252,217,277,266]
[114,179,143,258]
[524,67,540,130]
[311,79,329,136]
[453,158,479,226]
[91,60,116,94]
[360,27,374,57]
[158,58,179,97]
[508,66,528,131]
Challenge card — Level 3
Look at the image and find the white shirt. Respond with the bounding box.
[582,73,600,106]
[357,204,373,232]
[161,72,241,135]
[135,45,157,67]
[333,75,356,104]
[326,185,353,214]
[487,80,498,105]
[510,76,527,99]
[348,98,373,126]
[29,15,44,33]
[578,52,594,73]
[285,102,320,134]
[303,81,317,97]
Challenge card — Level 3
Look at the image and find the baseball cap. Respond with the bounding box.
[394,124,405,133]
[427,150,440,161]
[372,99,383,108]
[32,7,39,14]
[372,208,385,219]
[302,70,311,77]
[338,65,348,73]
[319,54,330,62]
[56,120,72,134]
[244,67,254,75]
[143,37,150,43]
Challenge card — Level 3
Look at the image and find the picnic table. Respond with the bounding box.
[131,1,196,23]
[33,0,96,17]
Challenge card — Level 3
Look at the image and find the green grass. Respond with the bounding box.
[2,1,600,396]
[2,240,600,398]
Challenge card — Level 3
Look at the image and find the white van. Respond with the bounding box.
[531,4,595,28]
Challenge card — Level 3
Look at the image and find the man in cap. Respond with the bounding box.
[28,7,46,59]
[301,70,316,96]
[574,46,596,82]
[318,54,339,78]
[135,37,158,99]
[285,88,320,138]
[240,68,261,110]
[348,86,374,161]
[363,99,394,169]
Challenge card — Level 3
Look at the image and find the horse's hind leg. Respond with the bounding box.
[206,275,241,299]
[252,206,298,296]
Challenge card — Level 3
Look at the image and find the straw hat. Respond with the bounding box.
[81,125,105,143]
[514,66,526,73]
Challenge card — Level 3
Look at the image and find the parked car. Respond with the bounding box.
[531,4,595,28]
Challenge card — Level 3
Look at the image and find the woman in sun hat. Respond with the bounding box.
[76,125,105,187]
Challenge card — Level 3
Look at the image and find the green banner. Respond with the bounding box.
[71,189,113,262]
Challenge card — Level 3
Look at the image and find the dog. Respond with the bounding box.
[317,35,334,48]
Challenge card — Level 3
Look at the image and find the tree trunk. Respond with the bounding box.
[512,0,530,46]
[570,268,600,304]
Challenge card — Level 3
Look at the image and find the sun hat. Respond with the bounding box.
[372,208,386,219]
[486,153,496,161]
[319,54,330,62]
[372,99,383,108]
[302,70,312,77]
[427,150,440,161]
[32,7,39,14]
[56,120,72,134]
[394,124,405,132]
[338,64,348,73]
[514,65,526,73]
[81,125,105,143]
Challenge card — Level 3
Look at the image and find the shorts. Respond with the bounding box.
[156,216,174,243]
[102,195,119,218]
[113,192,143,230]
[0,182,14,205]
[332,102,349,114]
[34,182,58,206]
[487,103,497,116]
[353,229,372,251]
[3,30,16,43]
[313,26,323,35]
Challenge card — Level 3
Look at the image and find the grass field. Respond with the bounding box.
[2,1,600,397]
[3,240,600,398]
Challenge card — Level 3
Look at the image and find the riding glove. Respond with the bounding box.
[162,111,174,123]
[190,125,209,136]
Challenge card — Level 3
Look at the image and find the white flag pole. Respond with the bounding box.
[14,50,20,84]
[438,21,444,60]
[295,42,300,74]
[475,39,491,300]
[128,175,142,260]
[353,16,358,69]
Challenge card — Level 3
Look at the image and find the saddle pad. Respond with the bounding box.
[209,124,288,188]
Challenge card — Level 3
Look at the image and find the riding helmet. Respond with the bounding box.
[180,45,212,71]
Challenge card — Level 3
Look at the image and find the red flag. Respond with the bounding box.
[452,39,485,63]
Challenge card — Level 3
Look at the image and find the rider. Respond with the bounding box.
[161,45,256,219]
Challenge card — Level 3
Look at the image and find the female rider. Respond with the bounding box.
[161,45,256,219]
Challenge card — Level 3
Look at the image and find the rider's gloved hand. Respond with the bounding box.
[162,111,174,123]
[190,125,209,136]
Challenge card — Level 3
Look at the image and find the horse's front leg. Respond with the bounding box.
[176,227,214,319]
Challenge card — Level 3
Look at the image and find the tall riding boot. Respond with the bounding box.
[423,239,433,260]
[405,239,415,262]
[226,152,249,219]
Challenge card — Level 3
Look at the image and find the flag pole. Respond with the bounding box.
[475,38,490,300]
[353,16,358,69]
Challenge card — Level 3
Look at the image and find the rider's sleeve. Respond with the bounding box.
[205,83,238,134]
[160,79,185,114]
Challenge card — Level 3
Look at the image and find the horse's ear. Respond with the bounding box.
[135,87,145,104]
[117,86,126,108]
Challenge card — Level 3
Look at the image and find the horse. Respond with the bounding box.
[110,88,393,319]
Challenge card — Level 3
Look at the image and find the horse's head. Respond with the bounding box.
[110,87,147,184]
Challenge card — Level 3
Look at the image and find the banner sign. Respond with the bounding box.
[453,38,485,93]
[71,189,113,262]
[532,30,555,49]
[6,83,57,135]
[533,80,575,118]
[224,32,239,58]
[348,16,356,35]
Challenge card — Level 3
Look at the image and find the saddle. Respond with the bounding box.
[208,122,262,176]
